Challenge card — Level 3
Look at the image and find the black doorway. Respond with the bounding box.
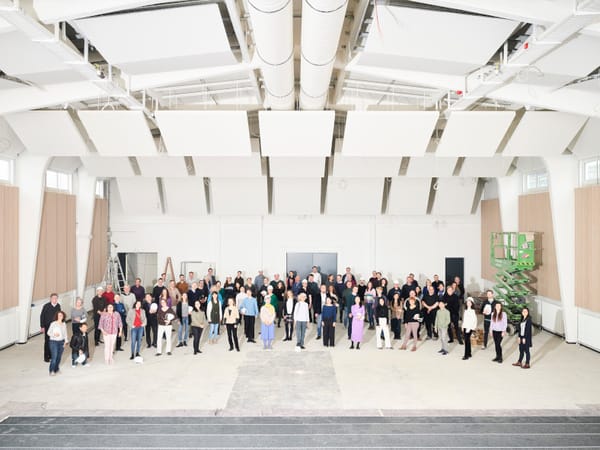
[445,257,464,287]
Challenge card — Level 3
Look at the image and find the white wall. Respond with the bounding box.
[109,206,482,289]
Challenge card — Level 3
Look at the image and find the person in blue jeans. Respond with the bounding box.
[293,293,309,350]
[46,311,68,376]
[126,300,147,360]
[176,293,190,347]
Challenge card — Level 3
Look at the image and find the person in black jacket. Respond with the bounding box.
[421,285,439,340]
[143,293,158,348]
[480,289,498,350]
[70,323,90,367]
[91,287,106,346]
[40,293,61,362]
[513,307,533,369]
[306,275,320,324]
[444,286,463,345]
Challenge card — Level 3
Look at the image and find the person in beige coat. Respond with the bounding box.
[223,298,240,352]
[190,300,208,354]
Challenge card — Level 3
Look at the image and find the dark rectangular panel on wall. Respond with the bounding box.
[0,185,19,311]
[481,199,502,282]
[86,198,108,287]
[518,192,560,300]
[575,185,600,312]
[33,191,77,300]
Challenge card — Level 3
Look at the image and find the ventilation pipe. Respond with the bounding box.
[299,0,348,110]
[247,0,295,110]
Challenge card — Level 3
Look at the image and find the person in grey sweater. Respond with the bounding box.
[434,300,451,355]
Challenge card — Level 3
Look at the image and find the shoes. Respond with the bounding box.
[462,356,469,360]
[411,346,416,352]
[229,347,234,351]
[425,336,431,341]
[152,344,157,348]
[458,341,464,345]
[167,352,172,355]
[155,353,161,356]
[522,363,530,369]
[512,362,522,367]
[437,349,444,354]
[236,348,240,352]
[71,364,76,368]
[249,339,256,343]
[95,343,99,347]
[99,340,104,344]
[350,343,354,349]
[116,348,124,351]
[176,343,183,348]
[49,372,56,376]
[377,347,382,350]
[183,342,187,346]
[136,352,141,357]
[400,345,407,350]
[481,345,486,350]
[448,340,454,344]
[301,346,306,350]
[441,350,448,355]
[492,357,498,362]
[497,359,503,363]
[316,336,321,340]
[129,355,134,360]
[356,343,360,350]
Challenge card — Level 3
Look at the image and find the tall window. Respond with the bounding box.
[95,179,106,198]
[523,170,549,192]
[0,157,13,184]
[46,169,72,193]
[581,157,600,186]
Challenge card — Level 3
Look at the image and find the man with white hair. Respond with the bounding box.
[91,287,106,346]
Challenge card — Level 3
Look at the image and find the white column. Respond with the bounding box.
[15,154,49,343]
[496,175,520,232]
[544,155,579,343]
[75,167,96,298]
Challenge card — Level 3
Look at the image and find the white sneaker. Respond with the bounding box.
[71,364,76,368]
[83,363,91,367]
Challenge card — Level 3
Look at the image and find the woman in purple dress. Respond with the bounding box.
[350,296,365,350]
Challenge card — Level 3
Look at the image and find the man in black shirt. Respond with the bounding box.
[91,287,106,346]
[444,286,462,344]
[152,278,166,303]
[421,285,439,339]
[40,293,61,362]
[306,274,320,323]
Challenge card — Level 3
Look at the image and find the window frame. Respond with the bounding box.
[45,169,73,194]
[580,157,600,186]
[523,169,549,193]
[0,157,14,184]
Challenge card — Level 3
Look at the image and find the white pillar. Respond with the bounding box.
[15,154,49,343]
[75,167,96,298]
[497,175,520,232]
[544,155,578,343]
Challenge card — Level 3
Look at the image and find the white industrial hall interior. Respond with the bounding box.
[0,0,600,448]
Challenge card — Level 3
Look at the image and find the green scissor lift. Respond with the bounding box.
[490,232,537,324]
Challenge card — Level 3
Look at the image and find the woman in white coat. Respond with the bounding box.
[462,297,477,360]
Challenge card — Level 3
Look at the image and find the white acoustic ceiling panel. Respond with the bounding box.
[193,154,263,177]
[460,156,513,177]
[332,139,401,177]
[503,112,588,156]
[162,177,207,215]
[116,177,162,215]
[259,111,335,157]
[405,155,457,177]
[269,157,326,178]
[388,177,431,215]
[136,156,189,177]
[432,177,478,216]
[342,111,438,157]
[571,118,600,157]
[155,110,251,157]
[210,178,268,215]
[78,111,156,156]
[33,1,166,23]
[360,6,517,75]
[5,111,88,156]
[325,178,384,215]
[73,4,235,75]
[0,31,85,84]
[81,156,135,177]
[436,111,516,157]
[272,178,321,215]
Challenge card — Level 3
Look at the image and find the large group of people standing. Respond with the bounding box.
[40,266,534,375]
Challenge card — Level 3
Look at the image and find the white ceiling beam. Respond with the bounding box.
[450,1,600,110]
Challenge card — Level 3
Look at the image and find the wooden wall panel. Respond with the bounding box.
[481,199,502,282]
[575,185,600,312]
[86,198,108,286]
[518,192,560,299]
[0,184,19,311]
[33,191,77,300]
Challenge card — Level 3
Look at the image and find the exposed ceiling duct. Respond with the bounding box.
[247,0,295,110]
[299,0,348,110]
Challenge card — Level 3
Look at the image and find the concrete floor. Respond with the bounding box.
[1,323,599,418]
